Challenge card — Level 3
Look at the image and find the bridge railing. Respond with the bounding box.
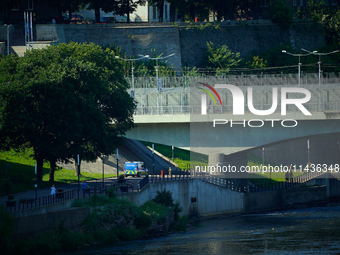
[127,73,340,89]
[134,102,332,115]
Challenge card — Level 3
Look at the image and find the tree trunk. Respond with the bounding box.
[170,2,176,22]
[49,160,56,182]
[158,1,164,22]
[189,4,195,22]
[74,158,81,176]
[127,0,130,23]
[36,156,44,182]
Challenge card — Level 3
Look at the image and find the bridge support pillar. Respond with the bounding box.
[208,152,248,185]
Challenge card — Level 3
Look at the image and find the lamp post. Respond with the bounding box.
[4,24,12,55]
[139,53,175,91]
[281,50,312,87]
[115,55,149,98]
[102,155,105,188]
[302,48,339,111]
[116,149,119,180]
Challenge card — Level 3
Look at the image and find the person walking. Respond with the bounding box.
[51,185,56,197]
[81,181,90,197]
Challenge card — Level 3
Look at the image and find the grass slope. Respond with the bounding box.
[0,149,116,195]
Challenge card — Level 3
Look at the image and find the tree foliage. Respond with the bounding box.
[269,0,293,30]
[203,41,241,73]
[0,42,135,181]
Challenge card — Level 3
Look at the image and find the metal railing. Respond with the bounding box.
[127,73,340,89]
[197,170,326,193]
[5,189,77,212]
[134,102,336,116]
[4,170,327,211]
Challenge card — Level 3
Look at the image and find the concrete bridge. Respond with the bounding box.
[126,74,340,157]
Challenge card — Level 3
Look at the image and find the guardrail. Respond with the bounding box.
[134,102,338,116]
[5,189,77,212]
[127,73,340,89]
[198,170,326,193]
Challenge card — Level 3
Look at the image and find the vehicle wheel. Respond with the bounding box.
[137,172,141,177]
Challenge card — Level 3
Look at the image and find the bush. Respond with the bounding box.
[203,42,241,71]
[153,189,174,207]
[134,211,153,229]
[107,187,117,199]
[0,205,14,254]
[170,215,188,232]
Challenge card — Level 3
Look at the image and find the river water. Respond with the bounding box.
[64,205,340,255]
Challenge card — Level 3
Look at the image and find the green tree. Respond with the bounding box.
[269,0,293,30]
[44,0,83,20]
[306,0,328,24]
[84,0,146,23]
[0,42,135,182]
[203,41,241,73]
[246,56,267,69]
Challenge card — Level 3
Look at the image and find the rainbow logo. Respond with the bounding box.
[197,82,223,115]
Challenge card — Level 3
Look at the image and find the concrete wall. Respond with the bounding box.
[120,179,244,217]
[12,207,89,235]
[119,179,328,217]
[12,200,75,218]
[35,22,324,69]
[250,133,340,167]
[304,173,340,198]
[36,24,182,69]
[179,23,324,67]
[244,186,327,213]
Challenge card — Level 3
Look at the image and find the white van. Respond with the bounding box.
[124,161,148,177]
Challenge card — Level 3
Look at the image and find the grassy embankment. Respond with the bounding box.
[0,149,116,195]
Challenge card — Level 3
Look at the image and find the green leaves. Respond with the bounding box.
[204,41,241,73]
[0,42,134,181]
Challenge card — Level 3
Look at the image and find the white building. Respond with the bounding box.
[132,1,171,22]
[71,1,172,23]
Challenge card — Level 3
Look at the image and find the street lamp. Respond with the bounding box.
[4,24,12,55]
[301,48,339,111]
[139,53,175,91]
[102,155,105,188]
[115,55,149,98]
[281,50,313,87]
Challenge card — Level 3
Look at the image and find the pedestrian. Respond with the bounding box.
[81,181,90,197]
[285,171,289,182]
[289,169,293,181]
[51,185,56,197]
[134,100,138,114]
[169,167,172,176]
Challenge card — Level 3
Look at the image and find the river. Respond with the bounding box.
[63,205,340,255]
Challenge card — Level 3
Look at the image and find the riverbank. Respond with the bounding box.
[2,189,188,255]
[59,203,340,255]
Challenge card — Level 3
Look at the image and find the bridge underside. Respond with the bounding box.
[126,119,340,155]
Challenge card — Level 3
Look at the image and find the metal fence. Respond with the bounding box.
[197,170,326,193]
[134,102,335,115]
[4,170,328,211]
[127,73,340,89]
[5,189,77,212]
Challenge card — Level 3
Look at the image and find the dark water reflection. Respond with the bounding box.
[63,205,340,255]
